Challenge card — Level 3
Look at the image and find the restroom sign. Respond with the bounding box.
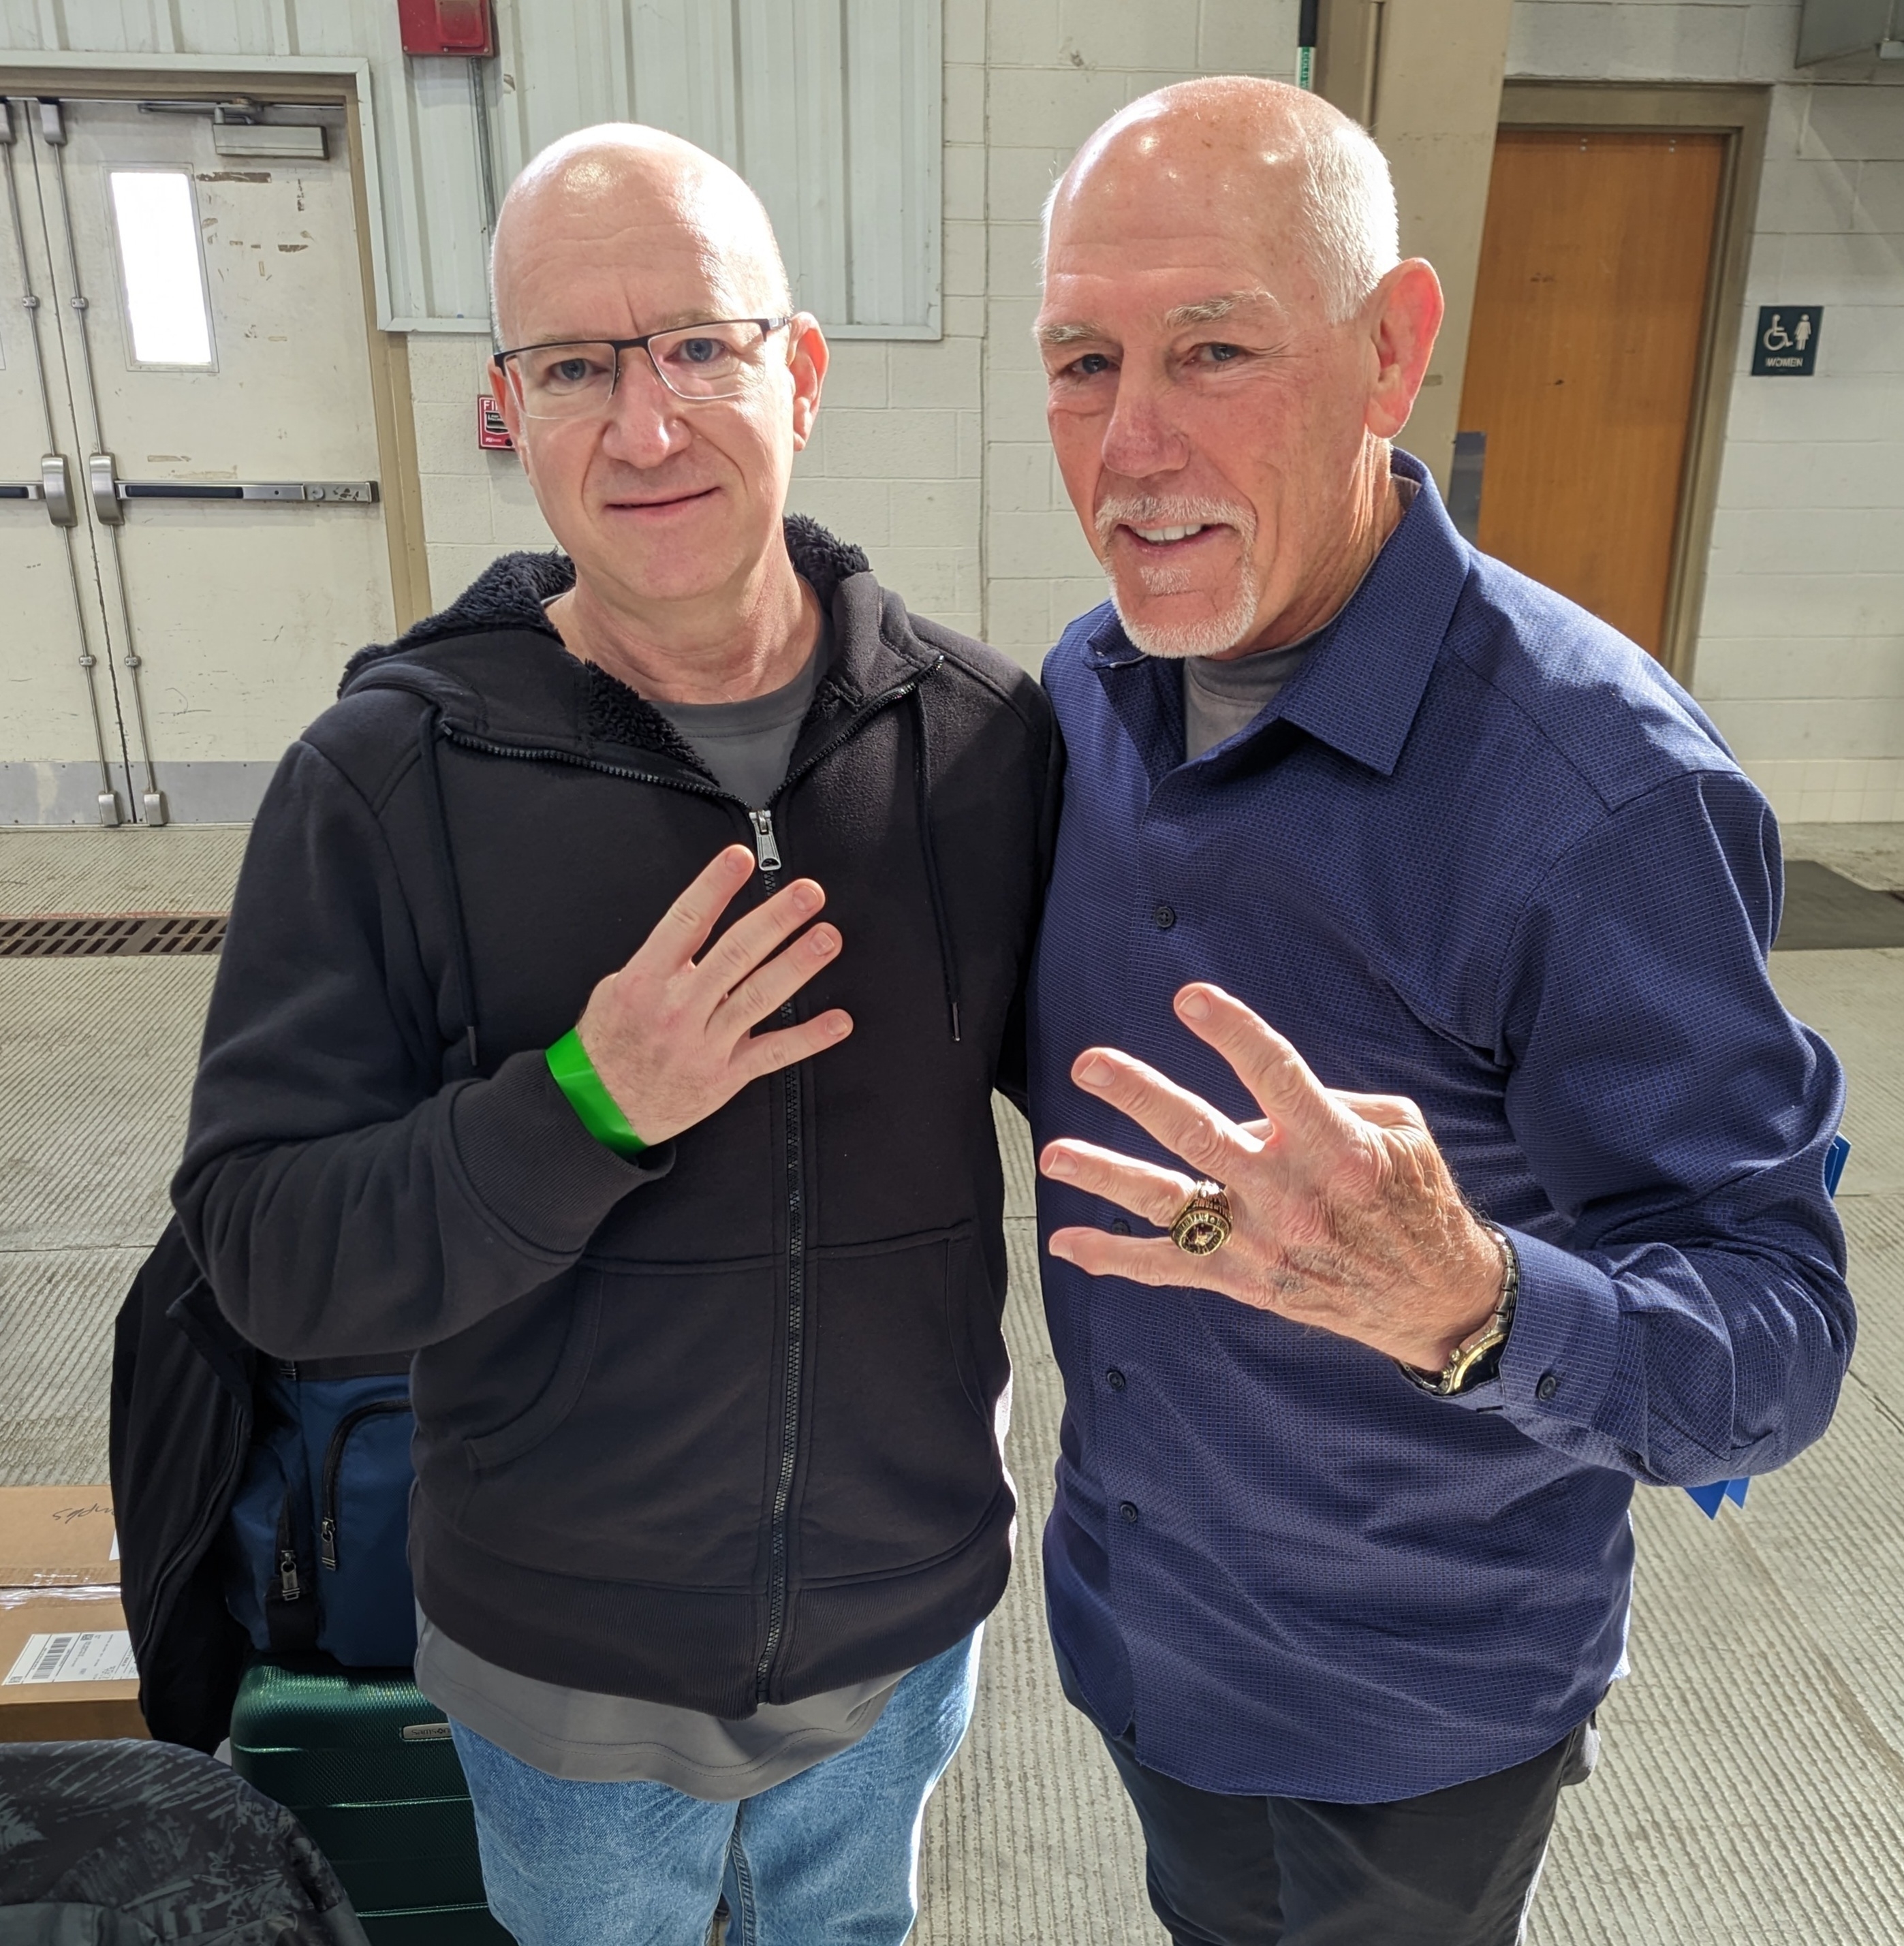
[1751,306,1822,377]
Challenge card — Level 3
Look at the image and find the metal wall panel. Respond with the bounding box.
[0,0,941,336]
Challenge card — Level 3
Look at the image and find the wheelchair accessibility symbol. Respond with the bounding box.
[1752,305,1822,377]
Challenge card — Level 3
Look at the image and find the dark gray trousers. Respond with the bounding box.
[1061,1652,1597,1946]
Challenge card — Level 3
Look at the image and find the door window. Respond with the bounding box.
[108,169,215,368]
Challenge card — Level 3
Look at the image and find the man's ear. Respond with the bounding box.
[490,362,535,482]
[788,314,829,450]
[1364,259,1444,441]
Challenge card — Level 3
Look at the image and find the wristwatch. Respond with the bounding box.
[1398,1221,1519,1398]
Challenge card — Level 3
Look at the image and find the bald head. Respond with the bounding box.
[1046,78,1398,324]
[491,124,791,347]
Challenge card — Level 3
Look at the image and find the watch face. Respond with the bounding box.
[1446,1326,1509,1394]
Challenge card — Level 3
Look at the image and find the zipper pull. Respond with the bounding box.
[749,808,781,874]
[278,1549,302,1603]
[319,1516,338,1572]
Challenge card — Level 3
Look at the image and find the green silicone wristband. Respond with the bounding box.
[545,1028,647,1159]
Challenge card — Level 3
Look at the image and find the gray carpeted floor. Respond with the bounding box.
[3,826,1902,1943]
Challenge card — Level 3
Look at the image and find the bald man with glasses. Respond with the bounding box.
[175,125,1059,1946]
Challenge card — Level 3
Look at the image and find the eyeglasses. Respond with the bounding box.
[491,317,794,418]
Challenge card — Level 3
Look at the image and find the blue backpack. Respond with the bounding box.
[224,1355,418,1667]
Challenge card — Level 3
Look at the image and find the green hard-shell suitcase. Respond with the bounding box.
[230,1657,512,1945]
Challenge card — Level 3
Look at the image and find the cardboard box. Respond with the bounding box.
[0,1488,143,1741]
[0,1485,120,1590]
[0,1587,145,1742]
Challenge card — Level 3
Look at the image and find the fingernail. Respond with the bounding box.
[829,1013,852,1037]
[792,881,822,912]
[1048,1236,1074,1263]
[810,927,838,955]
[1043,1149,1076,1179]
[1080,1056,1114,1087]
[1179,988,1210,1020]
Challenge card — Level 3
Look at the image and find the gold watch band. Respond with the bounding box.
[1399,1222,1520,1398]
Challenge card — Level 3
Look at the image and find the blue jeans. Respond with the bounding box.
[451,1628,982,1946]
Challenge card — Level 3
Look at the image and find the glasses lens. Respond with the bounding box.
[648,321,771,399]
[511,343,618,418]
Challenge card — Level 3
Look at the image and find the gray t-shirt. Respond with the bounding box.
[419,611,901,1797]
[1183,477,1419,764]
[652,627,826,806]
[1183,638,1317,762]
[413,1612,905,1798]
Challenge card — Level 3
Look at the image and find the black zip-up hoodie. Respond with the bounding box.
[173,519,1061,1716]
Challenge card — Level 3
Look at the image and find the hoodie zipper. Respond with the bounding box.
[437,657,943,1703]
[319,1398,411,1573]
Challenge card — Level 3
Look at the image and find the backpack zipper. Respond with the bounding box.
[275,1491,302,1604]
[437,657,943,1703]
[319,1397,411,1572]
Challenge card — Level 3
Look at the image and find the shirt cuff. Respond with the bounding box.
[1458,1226,1623,1430]
[449,1048,675,1259]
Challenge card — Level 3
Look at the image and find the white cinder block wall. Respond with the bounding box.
[786,0,1303,661]
[411,2,1899,823]
[1510,1,1904,823]
[409,1,1301,668]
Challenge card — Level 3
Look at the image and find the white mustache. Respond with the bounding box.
[1093,497,1256,552]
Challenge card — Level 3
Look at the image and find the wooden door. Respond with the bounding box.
[1457,129,1725,657]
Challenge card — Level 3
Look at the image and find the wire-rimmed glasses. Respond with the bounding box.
[493,316,794,418]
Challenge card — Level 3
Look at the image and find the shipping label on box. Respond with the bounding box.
[5,1628,139,1687]
[0,1588,145,1742]
[0,1486,119,1588]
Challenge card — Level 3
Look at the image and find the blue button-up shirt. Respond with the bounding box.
[1029,452,1851,1803]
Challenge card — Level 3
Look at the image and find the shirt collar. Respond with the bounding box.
[1083,448,1471,779]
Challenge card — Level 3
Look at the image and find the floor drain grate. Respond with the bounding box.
[0,913,228,959]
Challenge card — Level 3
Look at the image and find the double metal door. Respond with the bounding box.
[1,91,394,825]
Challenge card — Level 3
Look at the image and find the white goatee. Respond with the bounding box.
[1093,495,1262,660]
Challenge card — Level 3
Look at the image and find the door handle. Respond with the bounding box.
[89,452,125,525]
[40,453,77,527]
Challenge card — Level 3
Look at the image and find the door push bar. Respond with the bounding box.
[1,460,76,523]
[6,457,376,524]
[87,454,379,522]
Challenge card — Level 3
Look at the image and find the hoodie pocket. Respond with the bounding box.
[462,1275,604,1473]
[798,1220,1007,1582]
[457,1256,780,1588]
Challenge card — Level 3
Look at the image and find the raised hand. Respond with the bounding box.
[1039,983,1501,1372]
[574,843,852,1148]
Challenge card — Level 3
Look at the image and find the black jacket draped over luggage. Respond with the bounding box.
[168,518,1061,1719]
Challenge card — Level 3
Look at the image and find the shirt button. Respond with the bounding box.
[1106,1368,1127,1392]
[1536,1372,1560,1402]
[1119,1501,1140,1524]
[1153,903,1176,930]
[1110,1218,1131,1236]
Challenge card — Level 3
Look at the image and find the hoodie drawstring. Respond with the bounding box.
[416,710,482,1074]
[909,684,962,1044]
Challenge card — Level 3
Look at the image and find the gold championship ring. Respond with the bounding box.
[1169,1180,1232,1256]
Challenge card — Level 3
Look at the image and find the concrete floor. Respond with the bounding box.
[2,823,1902,1943]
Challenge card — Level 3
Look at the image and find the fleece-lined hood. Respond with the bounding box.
[335,517,896,784]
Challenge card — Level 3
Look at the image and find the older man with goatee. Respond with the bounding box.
[1026,76,1851,1945]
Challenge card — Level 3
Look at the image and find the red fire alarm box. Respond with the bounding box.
[399,0,494,57]
[478,396,514,450]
